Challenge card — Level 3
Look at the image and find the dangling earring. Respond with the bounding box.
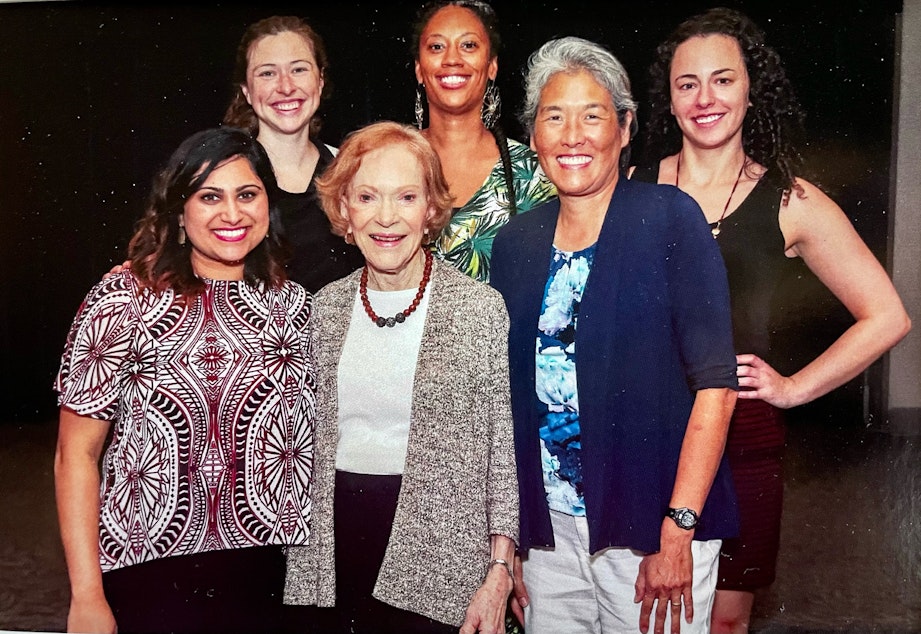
[178,218,186,246]
[345,230,353,245]
[414,84,426,130]
[481,78,501,129]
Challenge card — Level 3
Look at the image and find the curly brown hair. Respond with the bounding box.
[222,15,330,138]
[127,127,288,297]
[643,7,806,193]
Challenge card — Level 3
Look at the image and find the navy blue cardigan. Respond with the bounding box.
[490,175,739,555]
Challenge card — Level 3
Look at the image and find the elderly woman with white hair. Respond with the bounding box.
[490,36,739,634]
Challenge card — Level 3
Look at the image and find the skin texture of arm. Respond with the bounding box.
[54,406,117,634]
[634,386,738,634]
[460,534,517,634]
[739,178,911,408]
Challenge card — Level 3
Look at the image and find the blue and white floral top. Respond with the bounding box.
[535,244,596,516]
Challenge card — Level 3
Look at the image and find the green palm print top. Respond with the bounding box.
[432,138,557,282]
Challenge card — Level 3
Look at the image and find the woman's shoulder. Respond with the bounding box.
[434,260,503,297]
[80,270,161,311]
[432,261,508,318]
[314,269,361,305]
[275,279,313,316]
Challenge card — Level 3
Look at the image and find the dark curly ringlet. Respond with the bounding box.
[410,0,500,61]
[643,7,806,194]
[127,126,289,297]
[223,15,330,138]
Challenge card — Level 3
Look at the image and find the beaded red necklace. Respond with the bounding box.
[359,249,433,328]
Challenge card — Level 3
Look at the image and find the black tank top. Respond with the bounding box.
[631,163,792,358]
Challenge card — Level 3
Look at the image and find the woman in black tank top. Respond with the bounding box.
[634,8,910,633]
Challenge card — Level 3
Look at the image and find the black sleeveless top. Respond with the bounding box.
[272,142,365,294]
[631,163,792,358]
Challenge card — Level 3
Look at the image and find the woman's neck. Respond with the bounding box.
[674,140,747,187]
[258,128,320,193]
[365,249,427,292]
[423,108,491,149]
[554,178,618,252]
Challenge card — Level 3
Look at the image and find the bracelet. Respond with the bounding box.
[488,558,515,586]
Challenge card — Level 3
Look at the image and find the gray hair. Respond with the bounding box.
[519,36,638,139]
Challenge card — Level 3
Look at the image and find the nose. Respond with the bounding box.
[220,199,245,224]
[276,70,296,94]
[561,117,584,148]
[442,43,462,66]
[376,198,399,226]
[696,82,714,108]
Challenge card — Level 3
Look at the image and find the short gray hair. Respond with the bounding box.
[519,36,638,139]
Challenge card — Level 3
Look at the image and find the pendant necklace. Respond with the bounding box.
[360,248,433,328]
[675,152,746,239]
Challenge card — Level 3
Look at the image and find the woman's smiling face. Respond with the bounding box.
[183,156,269,280]
[669,33,751,150]
[414,4,497,117]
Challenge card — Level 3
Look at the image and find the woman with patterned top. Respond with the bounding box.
[283,121,518,634]
[54,127,316,634]
[633,8,910,632]
[411,0,556,282]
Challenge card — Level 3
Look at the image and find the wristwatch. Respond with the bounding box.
[666,507,700,530]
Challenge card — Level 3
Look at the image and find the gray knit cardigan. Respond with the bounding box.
[284,259,519,627]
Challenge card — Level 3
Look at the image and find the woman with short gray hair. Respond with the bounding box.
[491,36,739,634]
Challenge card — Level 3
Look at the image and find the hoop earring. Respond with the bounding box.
[481,78,501,129]
[345,230,354,245]
[414,84,426,130]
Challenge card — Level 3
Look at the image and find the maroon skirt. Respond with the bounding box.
[716,397,787,591]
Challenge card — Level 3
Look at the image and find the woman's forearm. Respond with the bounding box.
[54,408,109,603]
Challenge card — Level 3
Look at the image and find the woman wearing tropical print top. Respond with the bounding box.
[411,0,556,282]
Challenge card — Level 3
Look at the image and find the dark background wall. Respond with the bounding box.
[0,0,902,423]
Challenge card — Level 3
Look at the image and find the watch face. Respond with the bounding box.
[669,507,698,529]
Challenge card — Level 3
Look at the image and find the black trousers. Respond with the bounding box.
[333,470,457,634]
[103,545,329,634]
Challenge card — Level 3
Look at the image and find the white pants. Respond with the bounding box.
[522,510,721,634]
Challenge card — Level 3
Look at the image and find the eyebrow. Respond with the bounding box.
[538,102,610,112]
[199,183,263,193]
[252,59,314,69]
[675,67,736,81]
[424,31,481,40]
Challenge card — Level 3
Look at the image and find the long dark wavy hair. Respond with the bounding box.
[222,15,330,138]
[643,7,806,195]
[128,127,288,297]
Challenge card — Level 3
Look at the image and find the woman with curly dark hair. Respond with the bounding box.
[632,7,910,633]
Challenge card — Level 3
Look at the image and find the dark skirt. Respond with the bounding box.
[717,397,787,591]
[102,545,324,634]
[333,469,457,634]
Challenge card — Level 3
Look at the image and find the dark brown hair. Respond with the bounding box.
[128,127,288,296]
[643,7,806,193]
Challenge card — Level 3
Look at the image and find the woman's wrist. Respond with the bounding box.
[487,558,515,587]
